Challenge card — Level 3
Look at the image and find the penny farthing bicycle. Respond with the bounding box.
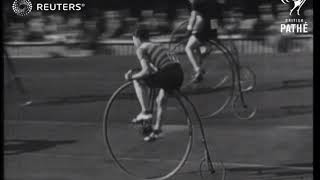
[103,78,226,179]
[169,20,257,120]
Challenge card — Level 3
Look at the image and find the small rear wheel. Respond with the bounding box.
[169,21,235,119]
[237,66,256,92]
[199,157,226,180]
[232,94,257,120]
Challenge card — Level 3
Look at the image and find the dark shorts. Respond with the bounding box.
[193,28,218,43]
[143,63,184,91]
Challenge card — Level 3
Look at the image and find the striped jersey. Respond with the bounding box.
[140,43,179,70]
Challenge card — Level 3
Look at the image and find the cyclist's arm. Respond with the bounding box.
[131,47,151,80]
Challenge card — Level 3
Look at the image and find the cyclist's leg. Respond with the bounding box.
[193,47,204,66]
[132,80,152,122]
[185,35,202,73]
[143,64,183,141]
[154,89,167,131]
[200,41,213,58]
[144,88,166,141]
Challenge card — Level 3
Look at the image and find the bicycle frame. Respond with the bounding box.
[103,82,194,180]
[145,88,216,174]
[210,40,249,108]
[174,90,216,174]
[168,20,251,115]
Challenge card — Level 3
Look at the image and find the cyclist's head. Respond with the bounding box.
[132,25,150,46]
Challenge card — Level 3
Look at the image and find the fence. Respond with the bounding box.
[4,34,313,58]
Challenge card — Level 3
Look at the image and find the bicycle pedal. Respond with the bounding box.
[131,118,151,125]
[141,125,153,136]
[210,169,216,174]
[131,120,145,126]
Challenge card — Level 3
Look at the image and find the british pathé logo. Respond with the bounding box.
[12,0,32,16]
[281,0,307,16]
[279,0,309,33]
[280,19,308,33]
[12,0,85,16]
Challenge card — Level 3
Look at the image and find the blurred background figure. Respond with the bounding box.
[100,10,124,39]
[249,3,274,37]
[304,9,313,34]
[171,8,189,33]
[264,3,290,53]
[25,12,45,41]
[221,8,244,35]
[65,13,84,42]
[303,9,313,52]
[3,0,313,56]
[153,12,170,35]
[43,14,68,42]
[4,1,313,42]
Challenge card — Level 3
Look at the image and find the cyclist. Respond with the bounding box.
[125,26,184,142]
[185,0,219,83]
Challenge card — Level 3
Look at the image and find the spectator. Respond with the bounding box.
[121,16,139,38]
[140,10,158,34]
[303,9,313,52]
[304,9,313,34]
[171,9,189,32]
[82,18,99,49]
[68,14,85,40]
[221,9,243,35]
[265,3,293,53]
[249,3,275,37]
[154,13,170,34]
[8,22,26,41]
[26,12,45,41]
[44,15,59,35]
[100,11,124,39]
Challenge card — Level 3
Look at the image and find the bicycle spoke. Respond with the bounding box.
[237,66,256,92]
[232,94,257,120]
[103,83,192,180]
[199,157,226,180]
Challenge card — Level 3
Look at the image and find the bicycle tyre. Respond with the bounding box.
[199,40,235,119]
[237,66,256,92]
[168,20,189,52]
[168,22,235,119]
[103,82,193,180]
[231,94,257,120]
[199,158,226,180]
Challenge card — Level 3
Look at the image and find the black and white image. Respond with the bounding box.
[3,0,313,179]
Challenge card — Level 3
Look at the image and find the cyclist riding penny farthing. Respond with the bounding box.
[169,0,257,119]
[103,27,225,180]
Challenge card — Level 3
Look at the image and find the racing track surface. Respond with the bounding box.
[4,53,313,180]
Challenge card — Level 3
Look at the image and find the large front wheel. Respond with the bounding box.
[103,82,193,180]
